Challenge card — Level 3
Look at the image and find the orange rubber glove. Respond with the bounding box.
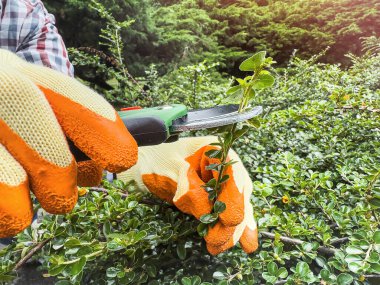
[118,137,258,255]
[0,49,138,238]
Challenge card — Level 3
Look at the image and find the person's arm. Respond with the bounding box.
[15,0,74,76]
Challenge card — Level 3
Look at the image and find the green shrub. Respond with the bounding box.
[1,52,379,285]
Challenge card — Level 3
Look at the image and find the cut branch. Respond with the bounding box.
[14,238,52,271]
[337,105,380,113]
[261,231,337,256]
[330,237,349,246]
[90,186,128,198]
[365,275,380,278]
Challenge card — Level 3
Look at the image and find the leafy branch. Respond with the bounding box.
[198,51,276,233]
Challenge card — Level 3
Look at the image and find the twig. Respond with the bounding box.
[336,105,380,113]
[366,170,380,223]
[77,46,148,98]
[260,231,337,256]
[14,238,52,270]
[90,187,128,198]
[365,275,380,278]
[89,187,168,206]
[273,275,380,285]
[330,237,349,246]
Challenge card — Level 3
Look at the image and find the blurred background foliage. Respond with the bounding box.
[45,0,380,76]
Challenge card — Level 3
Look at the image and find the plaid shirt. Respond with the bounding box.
[0,0,74,76]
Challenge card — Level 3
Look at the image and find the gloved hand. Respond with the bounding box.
[118,136,258,255]
[0,49,138,237]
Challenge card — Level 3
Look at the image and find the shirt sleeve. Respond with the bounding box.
[15,0,74,77]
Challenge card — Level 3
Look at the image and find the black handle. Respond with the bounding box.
[69,116,175,162]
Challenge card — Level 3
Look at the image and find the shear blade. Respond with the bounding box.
[171,105,263,132]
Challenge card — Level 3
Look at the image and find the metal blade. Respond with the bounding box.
[171,105,263,132]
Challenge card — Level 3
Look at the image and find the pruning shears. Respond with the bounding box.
[70,104,262,161]
[118,104,263,146]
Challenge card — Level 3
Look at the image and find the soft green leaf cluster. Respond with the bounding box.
[44,0,380,78]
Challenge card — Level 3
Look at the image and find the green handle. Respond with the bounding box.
[118,104,187,129]
[117,104,188,146]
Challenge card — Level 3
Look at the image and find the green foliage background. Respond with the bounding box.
[1,1,380,285]
[45,0,380,75]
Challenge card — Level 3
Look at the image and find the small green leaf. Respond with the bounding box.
[252,74,275,89]
[373,231,380,244]
[219,175,230,184]
[64,238,81,248]
[233,126,250,140]
[107,241,124,251]
[177,242,186,260]
[236,78,246,86]
[205,178,217,188]
[146,265,157,277]
[49,264,67,276]
[302,242,314,252]
[247,117,261,128]
[213,271,227,280]
[214,201,226,214]
[200,213,218,224]
[345,254,362,263]
[262,272,277,283]
[370,263,380,273]
[208,191,217,200]
[239,51,266,71]
[106,267,119,278]
[71,257,87,276]
[206,163,220,171]
[205,149,222,159]
[295,262,309,276]
[133,230,147,242]
[267,262,278,275]
[315,257,327,268]
[182,277,192,285]
[191,276,201,285]
[347,262,361,273]
[197,223,208,237]
[103,221,112,237]
[326,180,333,188]
[277,267,288,278]
[346,246,364,255]
[226,85,242,95]
[369,251,380,263]
[370,197,380,207]
[320,269,330,281]
[337,273,353,285]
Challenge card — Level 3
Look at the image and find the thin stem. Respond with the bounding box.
[115,28,127,79]
[114,28,148,99]
[212,68,262,197]
[62,249,105,265]
[14,238,52,270]
[366,170,380,223]
[260,231,337,256]
[366,170,380,193]
[330,237,349,246]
